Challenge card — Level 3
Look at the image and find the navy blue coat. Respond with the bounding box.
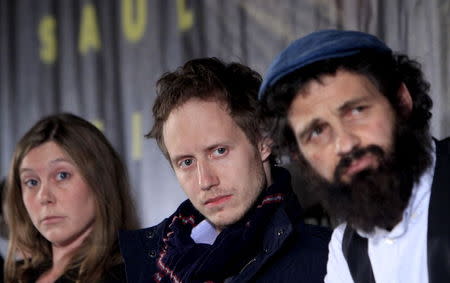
[119,170,331,283]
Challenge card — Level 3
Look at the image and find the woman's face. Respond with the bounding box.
[19,141,96,248]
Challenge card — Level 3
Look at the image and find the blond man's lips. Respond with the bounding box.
[204,195,232,206]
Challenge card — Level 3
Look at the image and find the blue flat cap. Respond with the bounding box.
[258,29,392,99]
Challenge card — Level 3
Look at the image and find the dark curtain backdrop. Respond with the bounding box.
[1,0,449,227]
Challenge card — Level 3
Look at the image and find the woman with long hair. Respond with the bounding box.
[4,113,138,282]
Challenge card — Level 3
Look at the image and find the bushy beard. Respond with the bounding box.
[297,118,432,233]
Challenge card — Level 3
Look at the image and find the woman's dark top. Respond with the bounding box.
[19,262,127,283]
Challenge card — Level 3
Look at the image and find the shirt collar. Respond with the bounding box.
[191,219,220,245]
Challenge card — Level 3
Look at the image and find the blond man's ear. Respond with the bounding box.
[259,137,273,162]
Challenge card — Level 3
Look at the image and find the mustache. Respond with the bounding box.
[334,145,385,181]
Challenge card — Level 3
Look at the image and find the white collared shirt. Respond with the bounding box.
[325,143,436,283]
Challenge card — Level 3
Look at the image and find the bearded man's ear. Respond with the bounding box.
[397,83,413,117]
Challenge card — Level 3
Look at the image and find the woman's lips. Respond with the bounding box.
[40,216,65,225]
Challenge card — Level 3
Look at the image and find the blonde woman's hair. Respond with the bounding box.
[4,113,139,282]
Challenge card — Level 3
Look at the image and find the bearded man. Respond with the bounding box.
[259,30,449,283]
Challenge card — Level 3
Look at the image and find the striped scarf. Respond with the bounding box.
[153,168,292,283]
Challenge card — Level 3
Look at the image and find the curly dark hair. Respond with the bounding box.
[261,51,433,159]
[147,57,263,160]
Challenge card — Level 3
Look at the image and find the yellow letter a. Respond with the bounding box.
[78,3,101,54]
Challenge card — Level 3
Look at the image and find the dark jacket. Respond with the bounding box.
[119,168,331,283]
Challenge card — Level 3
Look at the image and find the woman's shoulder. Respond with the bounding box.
[56,263,127,283]
[99,263,127,283]
[13,261,127,283]
[13,259,51,283]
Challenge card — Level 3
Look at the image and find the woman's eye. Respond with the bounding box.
[56,172,70,181]
[24,179,39,188]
